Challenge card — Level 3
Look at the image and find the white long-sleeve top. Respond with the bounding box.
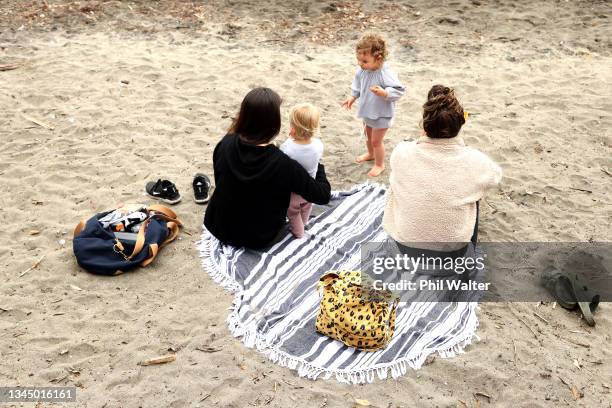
[280,137,324,178]
[382,136,502,247]
[351,62,405,120]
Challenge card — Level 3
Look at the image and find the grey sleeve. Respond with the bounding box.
[382,66,405,102]
[351,69,362,98]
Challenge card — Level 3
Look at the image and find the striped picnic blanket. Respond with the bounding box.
[197,183,479,384]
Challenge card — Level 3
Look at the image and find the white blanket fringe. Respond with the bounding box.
[221,297,479,384]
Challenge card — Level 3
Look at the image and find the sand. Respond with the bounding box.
[0,0,610,406]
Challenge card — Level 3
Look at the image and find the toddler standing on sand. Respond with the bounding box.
[342,33,405,177]
[280,103,324,238]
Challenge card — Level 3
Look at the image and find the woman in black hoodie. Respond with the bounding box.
[204,87,332,249]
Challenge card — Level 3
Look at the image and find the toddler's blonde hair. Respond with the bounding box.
[289,103,320,140]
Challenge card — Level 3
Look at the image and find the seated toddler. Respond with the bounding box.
[280,103,324,238]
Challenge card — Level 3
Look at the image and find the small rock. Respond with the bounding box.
[120,79,130,85]
[533,142,544,153]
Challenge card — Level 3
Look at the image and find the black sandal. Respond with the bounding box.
[541,266,600,326]
[145,179,181,205]
[193,173,212,204]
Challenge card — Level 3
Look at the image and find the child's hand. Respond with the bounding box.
[370,86,388,98]
[341,96,356,110]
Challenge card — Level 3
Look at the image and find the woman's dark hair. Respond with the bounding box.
[230,87,282,144]
[422,85,465,139]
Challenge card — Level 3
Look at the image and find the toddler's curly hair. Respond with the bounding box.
[422,85,466,139]
[356,33,388,61]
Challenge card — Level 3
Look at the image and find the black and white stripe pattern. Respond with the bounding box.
[198,183,479,384]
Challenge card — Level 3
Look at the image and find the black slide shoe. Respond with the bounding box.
[193,173,212,204]
[145,179,182,205]
[541,266,600,326]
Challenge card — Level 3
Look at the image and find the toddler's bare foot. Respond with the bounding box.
[367,165,385,177]
[356,153,374,163]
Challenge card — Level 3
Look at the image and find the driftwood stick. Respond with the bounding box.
[0,62,24,71]
[138,355,176,366]
[533,311,549,324]
[19,254,46,277]
[21,114,55,130]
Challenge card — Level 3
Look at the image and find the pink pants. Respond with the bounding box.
[287,193,313,238]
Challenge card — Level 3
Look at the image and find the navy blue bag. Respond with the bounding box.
[73,204,182,276]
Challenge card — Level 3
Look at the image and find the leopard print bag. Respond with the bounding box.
[315,271,399,351]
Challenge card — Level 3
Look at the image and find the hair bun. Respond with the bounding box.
[422,85,465,138]
[427,84,453,100]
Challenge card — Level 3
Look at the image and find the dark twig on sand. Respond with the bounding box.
[474,392,492,402]
[559,336,590,349]
[569,187,592,194]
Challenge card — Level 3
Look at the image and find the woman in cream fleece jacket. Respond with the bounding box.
[382,85,502,248]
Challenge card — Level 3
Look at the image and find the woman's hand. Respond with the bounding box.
[370,86,388,98]
[341,96,357,110]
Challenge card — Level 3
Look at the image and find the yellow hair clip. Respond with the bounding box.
[464,111,469,121]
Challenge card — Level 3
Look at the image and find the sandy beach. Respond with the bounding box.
[1,1,610,406]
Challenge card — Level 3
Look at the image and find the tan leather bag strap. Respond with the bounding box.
[125,220,149,260]
[148,204,176,216]
[148,204,183,228]
[74,220,86,237]
[161,221,180,247]
[148,205,182,223]
[151,213,183,227]
[139,221,179,267]
[140,243,159,267]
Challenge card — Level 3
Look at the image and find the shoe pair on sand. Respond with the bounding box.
[145,174,211,205]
